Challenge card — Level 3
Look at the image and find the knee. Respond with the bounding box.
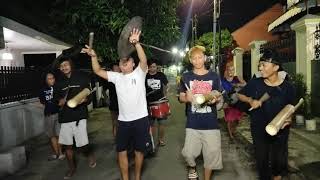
[81,145,93,156]
[182,149,195,160]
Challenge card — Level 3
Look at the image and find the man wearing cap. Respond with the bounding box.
[238,49,296,180]
[179,45,223,180]
[54,56,96,179]
[83,28,149,180]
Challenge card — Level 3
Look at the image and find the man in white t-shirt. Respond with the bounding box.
[83,28,149,180]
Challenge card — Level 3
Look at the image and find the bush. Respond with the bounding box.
[290,73,313,119]
[291,73,307,114]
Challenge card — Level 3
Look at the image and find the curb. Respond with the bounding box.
[290,128,320,150]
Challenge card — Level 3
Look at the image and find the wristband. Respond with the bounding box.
[130,40,139,45]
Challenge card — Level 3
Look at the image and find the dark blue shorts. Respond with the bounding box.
[116,116,150,153]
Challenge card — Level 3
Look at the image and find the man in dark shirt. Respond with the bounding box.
[145,60,168,146]
[39,72,64,161]
[179,46,223,180]
[54,57,96,179]
[238,49,295,180]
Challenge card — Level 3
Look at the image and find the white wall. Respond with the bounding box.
[0,49,24,67]
[0,98,44,151]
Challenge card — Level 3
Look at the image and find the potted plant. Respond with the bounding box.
[290,73,307,125]
[304,93,316,131]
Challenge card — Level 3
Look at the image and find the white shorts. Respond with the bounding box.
[59,119,89,147]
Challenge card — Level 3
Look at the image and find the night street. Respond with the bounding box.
[4,81,258,180]
[1,1,320,180]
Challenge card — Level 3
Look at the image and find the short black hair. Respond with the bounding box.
[58,56,74,70]
[148,59,158,66]
[260,49,283,71]
[42,71,56,86]
[58,56,72,64]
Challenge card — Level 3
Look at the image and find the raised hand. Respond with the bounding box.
[82,45,97,58]
[129,28,141,44]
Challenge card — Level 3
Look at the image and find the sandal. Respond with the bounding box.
[88,157,97,168]
[47,154,58,161]
[89,162,97,168]
[187,167,198,180]
[158,140,166,146]
[58,154,66,160]
[64,169,76,179]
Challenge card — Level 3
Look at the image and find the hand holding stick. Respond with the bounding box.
[184,83,194,103]
[89,32,94,49]
[248,92,270,111]
[67,88,91,108]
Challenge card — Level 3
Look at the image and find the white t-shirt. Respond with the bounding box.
[107,65,148,122]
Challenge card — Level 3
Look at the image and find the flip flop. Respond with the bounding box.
[64,169,76,179]
[89,162,97,168]
[158,140,166,146]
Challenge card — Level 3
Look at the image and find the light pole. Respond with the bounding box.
[212,0,220,73]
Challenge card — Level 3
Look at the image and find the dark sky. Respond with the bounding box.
[1,0,280,65]
[2,0,279,38]
[177,0,279,35]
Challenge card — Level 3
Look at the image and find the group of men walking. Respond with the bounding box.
[39,28,295,180]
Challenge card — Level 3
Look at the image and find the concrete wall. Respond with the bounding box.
[0,49,24,66]
[0,98,44,151]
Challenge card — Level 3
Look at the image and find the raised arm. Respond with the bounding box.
[82,45,108,80]
[129,28,147,72]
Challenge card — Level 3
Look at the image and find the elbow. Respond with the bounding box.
[93,68,101,75]
[237,94,244,100]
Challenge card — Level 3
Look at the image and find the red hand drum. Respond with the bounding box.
[149,99,171,119]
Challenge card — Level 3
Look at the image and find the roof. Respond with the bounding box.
[231,3,283,50]
[268,0,319,32]
[0,16,70,52]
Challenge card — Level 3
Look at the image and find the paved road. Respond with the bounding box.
[5,84,258,180]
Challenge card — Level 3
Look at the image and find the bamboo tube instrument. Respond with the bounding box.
[265,98,304,136]
[67,88,91,108]
[194,90,222,105]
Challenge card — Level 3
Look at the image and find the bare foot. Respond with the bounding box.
[64,169,76,179]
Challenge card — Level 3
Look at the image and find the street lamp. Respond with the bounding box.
[179,51,186,57]
[212,0,221,73]
[2,42,13,60]
[172,47,178,54]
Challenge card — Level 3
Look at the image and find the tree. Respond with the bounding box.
[49,0,181,62]
[195,29,233,56]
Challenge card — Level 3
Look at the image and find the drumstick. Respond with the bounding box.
[158,96,167,101]
[248,92,270,111]
[89,32,94,49]
[184,83,190,91]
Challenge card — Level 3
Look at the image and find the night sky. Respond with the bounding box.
[2,0,279,65]
[177,0,279,36]
[2,0,279,38]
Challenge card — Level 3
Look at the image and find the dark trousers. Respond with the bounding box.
[252,129,289,180]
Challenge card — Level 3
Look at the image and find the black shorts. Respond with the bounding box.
[116,116,150,153]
